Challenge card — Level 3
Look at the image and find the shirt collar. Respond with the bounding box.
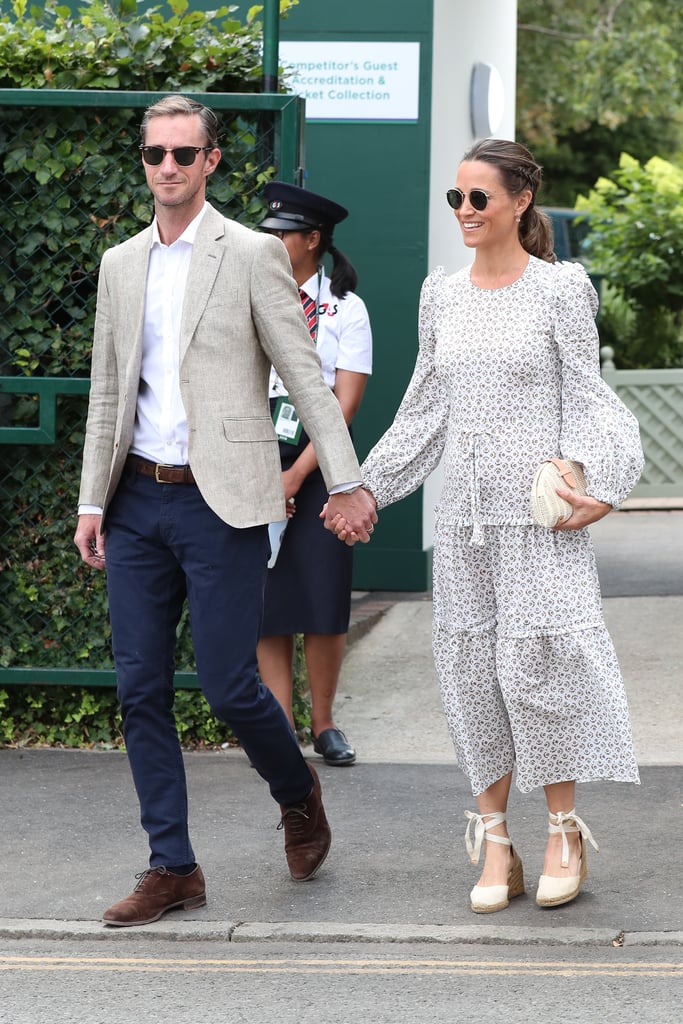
[151,201,209,247]
[301,267,324,299]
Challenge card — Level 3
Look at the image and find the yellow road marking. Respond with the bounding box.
[0,956,681,978]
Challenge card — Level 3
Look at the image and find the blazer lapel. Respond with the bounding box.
[128,227,153,285]
[109,225,153,372]
[179,205,225,362]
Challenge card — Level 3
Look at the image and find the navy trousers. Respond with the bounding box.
[105,464,313,867]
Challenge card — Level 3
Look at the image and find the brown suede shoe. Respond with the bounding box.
[278,764,331,881]
[102,865,206,927]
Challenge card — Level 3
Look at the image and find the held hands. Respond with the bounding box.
[321,487,378,546]
[74,513,106,569]
[553,488,612,531]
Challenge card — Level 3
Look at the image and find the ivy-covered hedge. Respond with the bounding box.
[0,0,311,748]
[0,637,310,750]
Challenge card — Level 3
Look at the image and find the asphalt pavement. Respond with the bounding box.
[1,510,681,947]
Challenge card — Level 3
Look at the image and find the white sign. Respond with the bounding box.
[279,41,420,122]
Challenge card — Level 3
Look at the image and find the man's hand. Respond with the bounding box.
[74,513,106,569]
[553,489,612,531]
[321,487,377,545]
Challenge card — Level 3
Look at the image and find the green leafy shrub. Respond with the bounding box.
[0,0,296,92]
[0,0,309,748]
[576,152,683,368]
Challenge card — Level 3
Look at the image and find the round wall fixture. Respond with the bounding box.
[470,62,505,137]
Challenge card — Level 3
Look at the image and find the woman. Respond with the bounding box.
[257,181,373,766]
[335,140,642,911]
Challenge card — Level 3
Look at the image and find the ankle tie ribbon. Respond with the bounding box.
[548,809,599,868]
[464,810,509,865]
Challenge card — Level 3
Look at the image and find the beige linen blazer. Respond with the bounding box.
[78,204,361,528]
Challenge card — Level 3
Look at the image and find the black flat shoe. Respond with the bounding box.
[312,728,356,766]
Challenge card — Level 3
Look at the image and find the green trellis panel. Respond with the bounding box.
[602,368,683,500]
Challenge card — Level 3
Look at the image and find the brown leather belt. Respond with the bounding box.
[128,455,196,485]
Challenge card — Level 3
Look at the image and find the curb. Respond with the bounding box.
[1,919,682,947]
[347,590,432,647]
[347,593,395,646]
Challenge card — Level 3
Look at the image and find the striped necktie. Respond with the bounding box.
[299,288,317,340]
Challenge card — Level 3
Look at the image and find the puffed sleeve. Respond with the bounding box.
[361,268,450,508]
[554,262,644,507]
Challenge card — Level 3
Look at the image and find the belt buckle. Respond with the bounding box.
[154,463,174,483]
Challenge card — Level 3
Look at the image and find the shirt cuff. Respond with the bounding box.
[328,481,362,495]
[78,505,103,516]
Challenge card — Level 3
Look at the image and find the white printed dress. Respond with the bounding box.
[361,258,643,795]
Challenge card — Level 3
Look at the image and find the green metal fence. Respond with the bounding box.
[0,89,304,689]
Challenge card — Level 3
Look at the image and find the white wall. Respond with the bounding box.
[422,0,518,550]
[428,0,518,274]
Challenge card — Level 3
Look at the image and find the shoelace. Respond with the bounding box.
[549,809,599,867]
[133,866,167,890]
[277,803,310,838]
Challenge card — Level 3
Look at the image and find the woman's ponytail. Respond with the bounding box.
[314,225,359,297]
[327,243,358,298]
[519,206,556,263]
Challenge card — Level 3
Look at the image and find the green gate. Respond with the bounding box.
[0,88,304,690]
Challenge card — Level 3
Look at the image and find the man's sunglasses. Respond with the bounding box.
[139,145,213,166]
[446,188,508,212]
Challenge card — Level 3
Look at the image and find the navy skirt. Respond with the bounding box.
[260,401,354,636]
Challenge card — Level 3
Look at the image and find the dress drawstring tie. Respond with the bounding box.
[466,432,489,547]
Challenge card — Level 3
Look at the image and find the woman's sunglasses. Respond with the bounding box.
[139,145,213,166]
[446,188,508,212]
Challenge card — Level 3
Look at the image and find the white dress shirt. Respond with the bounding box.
[130,204,209,464]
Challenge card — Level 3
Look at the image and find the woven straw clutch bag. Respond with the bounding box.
[530,458,587,527]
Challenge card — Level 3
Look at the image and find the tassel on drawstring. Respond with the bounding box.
[469,521,485,547]
[467,433,487,547]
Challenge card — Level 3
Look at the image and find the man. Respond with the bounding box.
[74,95,377,927]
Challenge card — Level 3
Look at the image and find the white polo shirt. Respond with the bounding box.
[269,267,373,396]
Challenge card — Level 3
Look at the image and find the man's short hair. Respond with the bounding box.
[140,95,219,149]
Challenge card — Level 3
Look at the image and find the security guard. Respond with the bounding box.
[257,182,373,766]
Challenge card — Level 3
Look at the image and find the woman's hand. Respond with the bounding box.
[281,465,304,505]
[553,489,612,530]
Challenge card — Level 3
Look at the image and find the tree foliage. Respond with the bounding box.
[518,0,683,145]
[517,1,683,205]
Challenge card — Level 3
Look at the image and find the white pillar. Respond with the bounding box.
[423,0,518,550]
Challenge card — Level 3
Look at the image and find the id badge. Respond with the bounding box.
[272,396,303,445]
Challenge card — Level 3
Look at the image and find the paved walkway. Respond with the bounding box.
[1,510,681,946]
